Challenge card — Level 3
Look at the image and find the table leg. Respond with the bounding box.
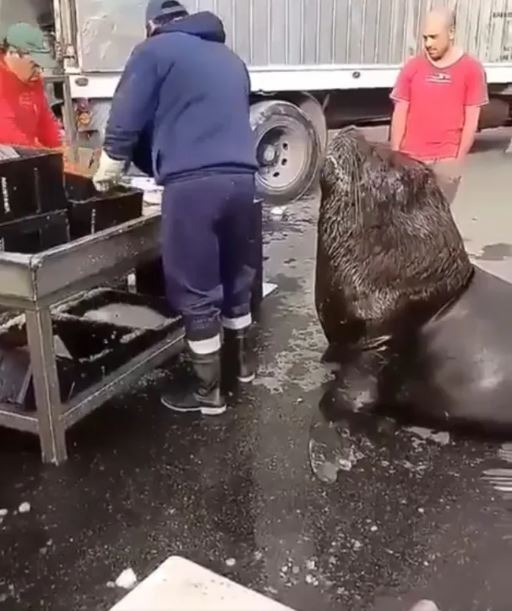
[26,308,67,464]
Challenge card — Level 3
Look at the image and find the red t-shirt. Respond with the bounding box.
[0,57,62,149]
[391,54,488,160]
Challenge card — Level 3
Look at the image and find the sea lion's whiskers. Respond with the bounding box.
[354,155,363,228]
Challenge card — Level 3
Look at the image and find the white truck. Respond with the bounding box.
[3,0,512,202]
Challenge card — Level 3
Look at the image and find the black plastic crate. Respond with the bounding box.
[64,172,97,201]
[0,290,183,412]
[0,149,67,222]
[0,210,70,254]
[0,344,100,412]
[0,315,112,412]
[54,288,182,368]
[0,344,117,412]
[65,173,143,239]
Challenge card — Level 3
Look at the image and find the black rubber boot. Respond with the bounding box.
[223,328,256,383]
[161,350,227,416]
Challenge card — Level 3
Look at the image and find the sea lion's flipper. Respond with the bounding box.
[320,343,343,369]
[326,349,384,416]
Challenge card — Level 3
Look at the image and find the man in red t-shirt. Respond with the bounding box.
[0,23,62,149]
[390,8,488,203]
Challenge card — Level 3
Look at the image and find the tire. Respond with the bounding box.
[250,100,323,205]
[296,93,328,153]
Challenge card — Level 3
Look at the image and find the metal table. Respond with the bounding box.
[0,213,185,465]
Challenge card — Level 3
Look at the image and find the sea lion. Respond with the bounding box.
[315,127,512,433]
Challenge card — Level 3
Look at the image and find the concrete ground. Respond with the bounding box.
[0,128,512,611]
[453,129,512,282]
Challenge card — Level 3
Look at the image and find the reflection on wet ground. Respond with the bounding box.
[474,243,512,261]
[0,199,511,611]
[309,380,399,485]
[309,376,512,611]
[482,444,512,543]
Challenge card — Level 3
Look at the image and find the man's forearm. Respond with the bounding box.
[457,106,481,160]
[103,113,140,163]
[390,104,408,151]
[390,117,405,151]
[103,128,136,164]
[457,126,477,160]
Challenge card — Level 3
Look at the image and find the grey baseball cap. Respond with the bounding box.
[145,0,189,24]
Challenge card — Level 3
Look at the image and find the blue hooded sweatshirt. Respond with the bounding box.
[103,11,258,183]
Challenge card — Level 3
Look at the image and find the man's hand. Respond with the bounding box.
[390,100,409,152]
[435,157,462,180]
[92,150,126,193]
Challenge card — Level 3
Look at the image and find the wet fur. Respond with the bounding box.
[315,128,473,352]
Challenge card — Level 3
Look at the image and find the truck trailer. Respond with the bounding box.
[3,0,512,202]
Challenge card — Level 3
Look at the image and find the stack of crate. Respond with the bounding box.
[0,147,145,256]
[0,149,70,254]
[0,149,146,413]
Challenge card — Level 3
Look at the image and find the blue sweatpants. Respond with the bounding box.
[161,172,256,342]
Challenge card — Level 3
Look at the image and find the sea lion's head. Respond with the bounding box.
[316,128,473,346]
[320,127,444,230]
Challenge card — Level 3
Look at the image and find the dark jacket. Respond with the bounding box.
[103,11,257,183]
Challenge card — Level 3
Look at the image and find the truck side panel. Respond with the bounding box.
[72,0,512,73]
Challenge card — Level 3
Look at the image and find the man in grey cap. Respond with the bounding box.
[94,1,258,416]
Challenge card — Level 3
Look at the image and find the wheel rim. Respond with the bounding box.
[256,124,311,195]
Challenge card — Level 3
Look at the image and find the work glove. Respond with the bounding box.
[92,150,126,193]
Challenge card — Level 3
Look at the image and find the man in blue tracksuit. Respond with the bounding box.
[93,0,258,416]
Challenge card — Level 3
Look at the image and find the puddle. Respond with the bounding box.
[497,443,512,463]
[481,443,512,544]
[482,467,512,494]
[308,381,394,484]
[83,303,168,329]
[309,419,362,484]
[474,243,512,261]
[405,427,451,446]
[482,443,512,495]
[308,378,457,485]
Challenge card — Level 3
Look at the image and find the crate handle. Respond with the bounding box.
[0,177,10,215]
[33,167,42,213]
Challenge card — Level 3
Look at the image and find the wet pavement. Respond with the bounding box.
[2,133,512,610]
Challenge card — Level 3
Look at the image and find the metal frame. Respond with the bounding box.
[44,73,79,164]
[67,62,512,99]
[0,214,185,465]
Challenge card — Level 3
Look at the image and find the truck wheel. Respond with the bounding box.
[250,100,322,205]
[296,93,328,153]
